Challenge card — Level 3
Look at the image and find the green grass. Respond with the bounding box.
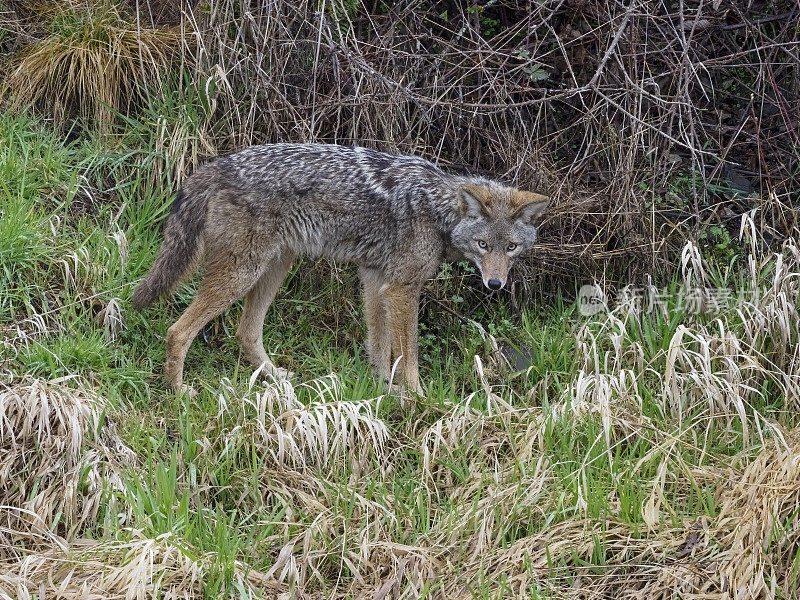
[1,109,799,598]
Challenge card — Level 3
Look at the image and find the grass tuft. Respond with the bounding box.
[0,378,135,549]
[4,1,178,133]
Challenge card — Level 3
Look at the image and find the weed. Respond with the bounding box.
[0,103,799,598]
[4,1,178,133]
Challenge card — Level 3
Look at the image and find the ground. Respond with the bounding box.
[1,112,800,599]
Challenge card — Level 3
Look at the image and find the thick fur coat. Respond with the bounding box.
[133,144,549,393]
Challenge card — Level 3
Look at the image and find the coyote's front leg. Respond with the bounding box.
[382,284,423,396]
[361,267,392,382]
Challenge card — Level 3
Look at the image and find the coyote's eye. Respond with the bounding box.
[477,240,488,250]
[506,243,517,252]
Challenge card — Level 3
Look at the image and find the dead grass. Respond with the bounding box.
[2,224,798,596]
[3,1,178,133]
[0,530,287,600]
[0,378,134,553]
[215,373,390,474]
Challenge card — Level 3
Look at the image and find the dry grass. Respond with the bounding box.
[3,1,179,133]
[0,378,134,554]
[175,0,800,278]
[216,373,390,474]
[0,531,287,599]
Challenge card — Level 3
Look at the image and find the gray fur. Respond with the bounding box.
[131,188,207,309]
[132,143,549,393]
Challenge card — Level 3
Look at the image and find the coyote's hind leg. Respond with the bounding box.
[165,265,263,391]
[236,250,295,380]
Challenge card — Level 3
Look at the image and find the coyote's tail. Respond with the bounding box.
[131,188,206,310]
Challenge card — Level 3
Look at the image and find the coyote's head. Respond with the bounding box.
[450,183,549,290]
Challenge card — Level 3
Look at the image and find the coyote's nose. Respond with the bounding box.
[487,279,502,290]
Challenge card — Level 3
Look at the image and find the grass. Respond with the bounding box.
[3,1,178,133]
[1,110,800,599]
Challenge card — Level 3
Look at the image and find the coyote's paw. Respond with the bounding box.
[253,361,294,383]
[271,367,294,381]
[175,384,198,398]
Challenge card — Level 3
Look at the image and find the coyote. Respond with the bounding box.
[132,144,549,394]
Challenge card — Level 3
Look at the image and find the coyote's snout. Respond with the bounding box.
[132,144,549,394]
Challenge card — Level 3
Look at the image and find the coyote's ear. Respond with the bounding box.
[458,186,491,218]
[513,192,550,224]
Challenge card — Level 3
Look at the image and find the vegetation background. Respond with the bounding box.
[0,0,799,598]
